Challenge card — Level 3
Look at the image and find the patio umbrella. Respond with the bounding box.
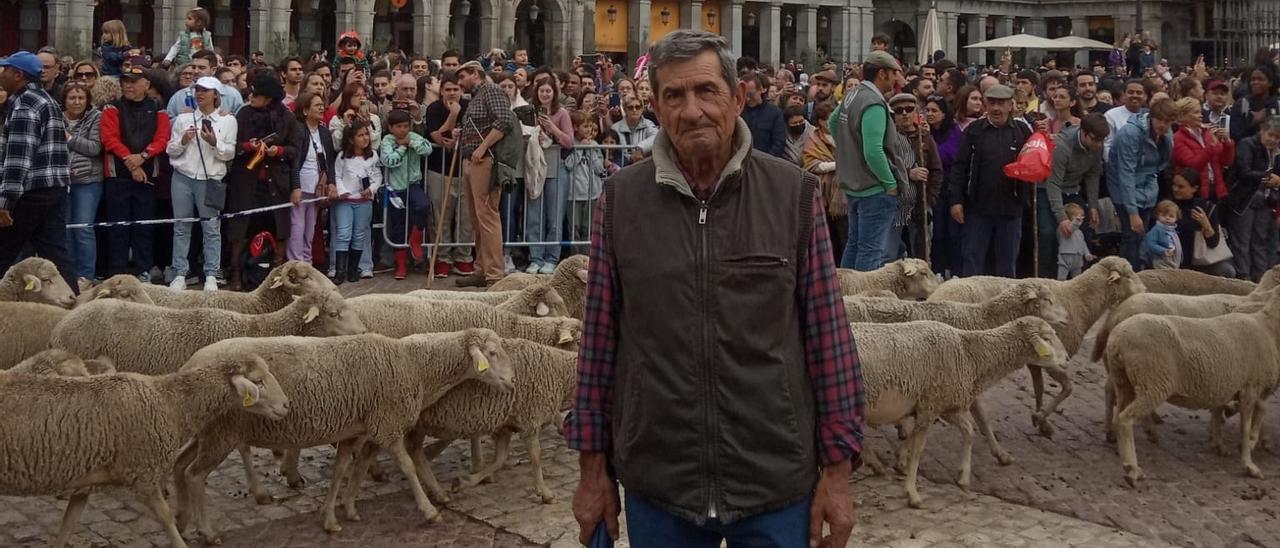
[917,6,942,65]
[1050,35,1115,50]
[964,34,1063,50]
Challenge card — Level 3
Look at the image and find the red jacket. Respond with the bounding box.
[99,98,171,180]
[1173,126,1236,201]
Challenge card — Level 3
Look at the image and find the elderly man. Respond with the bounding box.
[567,30,863,547]
[836,50,903,270]
[455,61,514,287]
[0,51,77,293]
[947,84,1032,277]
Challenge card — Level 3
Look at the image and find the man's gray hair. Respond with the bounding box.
[647,30,738,96]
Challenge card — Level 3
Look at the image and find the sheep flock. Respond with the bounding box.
[3,254,1276,546]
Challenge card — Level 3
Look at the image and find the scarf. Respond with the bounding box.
[802,130,846,218]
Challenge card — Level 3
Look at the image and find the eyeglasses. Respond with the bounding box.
[625,104,643,111]
[74,71,96,79]
[893,107,917,115]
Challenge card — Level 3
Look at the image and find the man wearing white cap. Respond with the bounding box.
[165,76,237,291]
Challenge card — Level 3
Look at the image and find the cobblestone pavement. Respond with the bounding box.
[0,270,1269,547]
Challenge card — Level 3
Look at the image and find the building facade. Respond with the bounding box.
[8,0,1279,69]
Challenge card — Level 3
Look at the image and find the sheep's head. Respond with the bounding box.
[297,291,368,337]
[1016,282,1069,327]
[77,274,155,307]
[1021,317,1069,369]
[462,328,516,392]
[1098,257,1146,302]
[550,318,583,351]
[896,259,939,300]
[527,284,569,317]
[266,261,338,296]
[11,349,91,377]
[557,255,590,285]
[5,258,75,308]
[230,356,290,420]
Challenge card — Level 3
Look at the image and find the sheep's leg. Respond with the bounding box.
[322,439,359,533]
[1104,380,1117,443]
[342,441,379,521]
[183,438,237,545]
[895,418,911,440]
[1210,407,1228,456]
[383,436,443,524]
[1028,365,1046,414]
[903,419,932,509]
[279,448,305,488]
[469,436,484,474]
[237,445,272,505]
[1032,366,1072,438]
[1239,391,1264,479]
[947,411,975,492]
[139,484,189,548]
[1249,401,1267,457]
[1114,388,1156,488]
[453,430,513,492]
[408,432,451,503]
[170,440,198,532]
[969,400,1013,465]
[51,493,89,548]
[525,429,556,504]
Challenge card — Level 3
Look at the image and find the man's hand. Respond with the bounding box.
[629,149,645,164]
[1089,208,1100,228]
[130,167,147,183]
[1267,174,1280,188]
[809,459,855,548]
[202,126,217,146]
[124,153,144,170]
[182,126,198,146]
[471,146,488,164]
[446,100,461,115]
[885,187,899,197]
[1059,219,1074,237]
[0,209,12,227]
[1128,212,1146,235]
[573,452,619,546]
[291,188,303,206]
[950,204,965,224]
[909,167,928,183]
[397,134,411,147]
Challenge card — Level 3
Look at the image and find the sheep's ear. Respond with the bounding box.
[902,262,918,276]
[558,326,575,345]
[1023,285,1039,302]
[85,357,116,375]
[23,274,41,292]
[303,306,320,323]
[269,274,286,289]
[231,375,261,407]
[536,301,550,317]
[469,345,491,373]
[94,288,112,299]
[1108,270,1121,283]
[575,269,589,283]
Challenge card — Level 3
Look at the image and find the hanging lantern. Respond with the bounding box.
[607,4,617,23]
[706,9,716,27]
[660,6,671,26]
[459,0,471,17]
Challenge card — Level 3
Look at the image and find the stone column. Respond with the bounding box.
[1024,17,1047,68]
[414,5,432,57]
[995,15,1012,38]
[1071,15,1089,69]
[583,0,597,54]
[971,14,988,66]
[497,0,516,51]
[940,12,957,62]
[760,1,782,67]
[830,5,850,62]
[725,0,744,57]
[336,0,356,36]
[569,0,586,64]
[62,0,98,59]
[352,0,376,57]
[858,6,875,62]
[682,0,702,29]
[547,9,570,66]
[798,5,817,59]
[248,2,272,56]
[628,0,652,62]
[432,0,450,57]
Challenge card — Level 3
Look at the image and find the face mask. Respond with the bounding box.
[1071,219,1083,228]
[788,124,806,136]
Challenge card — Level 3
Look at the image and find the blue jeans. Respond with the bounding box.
[386,184,431,245]
[331,201,373,253]
[66,182,102,280]
[625,492,810,548]
[170,172,222,277]
[1116,204,1154,272]
[329,208,375,272]
[525,166,569,266]
[961,213,1022,277]
[840,192,898,270]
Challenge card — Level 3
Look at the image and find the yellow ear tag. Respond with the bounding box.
[243,392,256,407]
[477,356,491,373]
[24,279,36,291]
[1034,339,1052,358]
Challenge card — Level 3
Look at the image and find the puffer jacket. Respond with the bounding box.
[66,108,103,185]
[1107,112,1172,212]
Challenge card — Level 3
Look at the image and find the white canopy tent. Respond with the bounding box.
[964,34,1065,50]
[1049,35,1115,50]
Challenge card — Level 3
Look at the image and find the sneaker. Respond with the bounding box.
[327,268,337,279]
[504,255,516,274]
[361,270,374,279]
[453,261,476,276]
[203,277,219,291]
[434,262,452,278]
[538,263,557,275]
[525,263,542,274]
[138,272,151,284]
[169,276,186,290]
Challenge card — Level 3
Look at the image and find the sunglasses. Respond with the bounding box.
[74,71,96,79]
[893,107,917,115]
[625,104,643,111]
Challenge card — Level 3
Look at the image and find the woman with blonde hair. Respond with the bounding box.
[90,76,121,110]
[97,19,132,77]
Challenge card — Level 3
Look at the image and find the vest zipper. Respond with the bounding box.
[696,198,718,522]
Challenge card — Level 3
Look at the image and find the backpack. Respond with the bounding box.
[242,231,277,289]
[490,115,526,192]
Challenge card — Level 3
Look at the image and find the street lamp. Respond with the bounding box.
[746,11,756,27]
[706,9,716,27]
[459,0,471,16]
[607,4,617,23]
[660,6,670,26]
[530,3,540,22]
[819,14,828,29]
[784,13,793,28]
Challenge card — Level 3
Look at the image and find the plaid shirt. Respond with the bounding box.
[564,190,866,466]
[0,83,69,210]
[459,81,515,157]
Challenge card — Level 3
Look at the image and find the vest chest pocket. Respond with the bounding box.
[720,254,791,269]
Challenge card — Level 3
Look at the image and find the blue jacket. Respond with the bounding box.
[1141,222,1178,263]
[1107,112,1171,212]
[741,101,786,158]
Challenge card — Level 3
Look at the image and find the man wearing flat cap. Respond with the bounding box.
[945,84,1032,277]
[806,70,838,121]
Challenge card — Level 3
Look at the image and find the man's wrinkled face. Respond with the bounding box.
[986,97,1011,126]
[411,60,429,78]
[651,50,745,162]
[37,53,58,85]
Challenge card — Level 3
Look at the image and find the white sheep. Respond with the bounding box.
[837,258,939,300]
[488,255,589,319]
[347,294,580,351]
[853,289,900,299]
[1106,291,1280,486]
[0,354,288,548]
[51,290,367,375]
[1136,268,1256,296]
[407,282,569,317]
[7,349,115,377]
[0,278,154,370]
[140,261,335,313]
[0,257,76,308]
[170,330,515,541]
[854,316,1069,508]
[928,257,1147,437]
[74,274,156,307]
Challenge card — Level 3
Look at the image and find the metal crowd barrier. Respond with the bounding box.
[380,142,644,252]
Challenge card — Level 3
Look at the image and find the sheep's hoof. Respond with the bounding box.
[323,520,343,534]
[1247,465,1264,479]
[995,452,1015,466]
[345,505,362,522]
[1032,414,1055,438]
[907,496,925,509]
[198,530,223,545]
[428,490,451,504]
[426,511,444,524]
[254,492,273,505]
[538,492,557,504]
[1105,430,1117,444]
[956,479,971,492]
[1123,465,1145,488]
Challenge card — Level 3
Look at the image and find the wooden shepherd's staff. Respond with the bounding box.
[426,140,462,289]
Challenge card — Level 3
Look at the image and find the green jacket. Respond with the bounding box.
[379,133,432,191]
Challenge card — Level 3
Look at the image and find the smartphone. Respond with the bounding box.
[360,176,372,190]
[201,118,213,133]
[608,92,620,109]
